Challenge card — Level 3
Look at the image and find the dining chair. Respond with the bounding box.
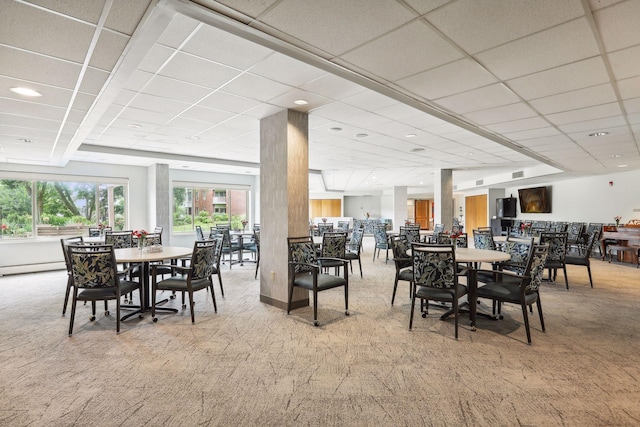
[372,224,390,263]
[409,243,468,339]
[287,236,349,327]
[400,225,421,244]
[344,227,363,278]
[565,229,600,288]
[319,231,347,275]
[389,234,412,306]
[60,236,84,315]
[476,244,549,344]
[67,243,142,334]
[151,239,218,323]
[539,231,568,288]
[253,231,260,279]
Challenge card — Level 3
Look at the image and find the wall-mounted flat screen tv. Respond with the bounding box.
[518,186,551,213]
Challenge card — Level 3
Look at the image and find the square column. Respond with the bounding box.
[259,110,309,310]
[434,169,454,231]
[392,186,407,232]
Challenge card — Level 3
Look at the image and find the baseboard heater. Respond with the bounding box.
[0,262,65,276]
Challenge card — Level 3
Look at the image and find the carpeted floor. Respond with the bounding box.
[1,236,639,426]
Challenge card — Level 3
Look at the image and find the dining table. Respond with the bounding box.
[230,230,257,266]
[115,246,192,319]
[413,246,511,330]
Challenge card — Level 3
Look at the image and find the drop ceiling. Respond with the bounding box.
[1,0,638,194]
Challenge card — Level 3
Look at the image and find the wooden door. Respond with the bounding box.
[415,200,430,229]
[464,195,487,235]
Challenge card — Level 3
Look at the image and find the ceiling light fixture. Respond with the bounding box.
[617,164,628,168]
[294,99,308,105]
[10,87,42,97]
[17,138,34,144]
[355,133,368,138]
[410,147,424,152]
[405,134,416,138]
[611,154,622,158]
[329,127,342,131]
[127,124,142,129]
[589,131,608,137]
[467,152,474,156]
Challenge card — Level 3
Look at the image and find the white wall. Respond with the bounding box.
[503,169,640,224]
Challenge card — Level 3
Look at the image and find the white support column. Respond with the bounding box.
[392,186,407,232]
[434,169,454,231]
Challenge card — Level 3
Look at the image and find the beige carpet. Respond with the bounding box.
[1,237,640,426]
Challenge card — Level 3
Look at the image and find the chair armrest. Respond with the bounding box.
[317,257,348,265]
[289,261,321,271]
[150,264,189,275]
[475,268,528,282]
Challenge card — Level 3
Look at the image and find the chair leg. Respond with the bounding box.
[586,264,593,288]
[313,290,319,327]
[562,265,569,289]
[210,281,217,313]
[391,275,399,306]
[217,271,224,297]
[521,302,532,344]
[68,289,78,335]
[453,296,459,340]
[287,282,294,314]
[116,295,121,333]
[63,276,72,315]
[409,285,416,330]
[373,248,378,261]
[188,290,195,323]
[358,258,362,278]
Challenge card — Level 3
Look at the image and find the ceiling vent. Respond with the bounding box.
[512,171,524,179]
[475,179,484,186]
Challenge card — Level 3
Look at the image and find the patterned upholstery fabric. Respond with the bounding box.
[401,226,421,244]
[526,245,549,292]
[191,240,216,280]
[373,225,388,248]
[105,231,133,248]
[412,248,456,289]
[347,228,363,253]
[71,248,116,288]
[501,238,534,275]
[289,240,318,274]
[322,233,346,258]
[540,232,567,263]
[566,223,583,243]
[473,230,495,250]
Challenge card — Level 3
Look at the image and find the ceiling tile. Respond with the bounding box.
[507,57,609,100]
[425,0,584,54]
[261,0,415,55]
[623,97,640,114]
[529,83,617,114]
[435,84,522,114]
[182,24,272,70]
[546,102,622,126]
[160,52,241,89]
[141,75,212,104]
[0,45,81,89]
[248,52,327,87]
[221,73,292,102]
[397,58,498,100]
[557,115,627,133]
[179,105,236,124]
[197,91,261,114]
[617,76,640,100]
[402,0,452,15]
[214,0,280,17]
[339,21,463,81]
[484,116,550,134]
[157,13,200,48]
[608,45,640,80]
[105,0,152,35]
[476,18,600,80]
[594,0,640,52]
[300,74,367,101]
[0,1,93,63]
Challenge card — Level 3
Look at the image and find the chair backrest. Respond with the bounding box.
[212,226,232,248]
[188,239,217,281]
[501,236,535,274]
[105,230,133,248]
[473,228,495,250]
[347,228,363,253]
[195,225,205,241]
[539,231,568,262]
[526,244,549,292]
[390,234,411,259]
[61,236,84,272]
[317,223,334,235]
[68,244,118,289]
[400,225,421,243]
[142,232,162,246]
[337,221,350,231]
[211,235,224,268]
[566,223,583,242]
[154,226,163,235]
[435,233,454,245]
[373,224,388,245]
[455,232,468,248]
[411,243,457,289]
[288,236,318,275]
[253,223,260,232]
[433,224,445,235]
[88,228,100,237]
[321,232,347,258]
[583,228,601,258]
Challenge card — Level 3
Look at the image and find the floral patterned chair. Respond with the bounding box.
[389,234,412,306]
[319,232,347,274]
[539,231,568,289]
[409,243,468,339]
[287,236,349,327]
[151,239,218,323]
[476,244,549,344]
[67,243,142,335]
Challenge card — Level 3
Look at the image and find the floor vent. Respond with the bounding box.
[512,171,524,179]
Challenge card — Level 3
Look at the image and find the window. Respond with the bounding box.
[173,185,249,233]
[0,178,127,239]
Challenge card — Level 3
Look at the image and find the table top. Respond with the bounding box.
[114,246,192,263]
[414,246,510,263]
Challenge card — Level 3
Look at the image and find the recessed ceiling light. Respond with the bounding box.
[611,154,622,158]
[329,127,342,131]
[410,147,425,152]
[589,131,608,137]
[617,164,628,168]
[128,124,142,129]
[419,182,424,185]
[188,136,200,141]
[467,152,474,156]
[10,87,42,97]
[294,99,308,105]
[405,134,416,138]
[17,138,34,144]
[355,133,368,138]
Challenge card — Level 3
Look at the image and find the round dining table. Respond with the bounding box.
[115,246,193,317]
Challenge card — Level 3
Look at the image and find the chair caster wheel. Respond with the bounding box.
[138,314,143,319]
[105,310,110,316]
[90,316,96,321]
[182,304,186,309]
[499,315,504,320]
[314,321,320,327]
[152,317,158,322]
[170,294,176,299]
[422,313,427,318]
